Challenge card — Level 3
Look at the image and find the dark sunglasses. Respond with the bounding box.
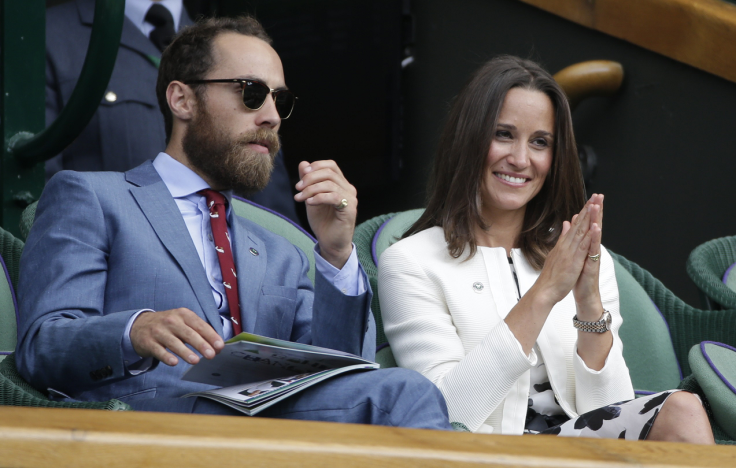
[185,78,296,119]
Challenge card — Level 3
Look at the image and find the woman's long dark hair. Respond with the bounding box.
[403,56,585,269]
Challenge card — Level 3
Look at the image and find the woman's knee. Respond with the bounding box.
[650,391,714,444]
[661,391,705,418]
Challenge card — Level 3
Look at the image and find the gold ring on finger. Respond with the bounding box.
[588,253,601,262]
[336,198,348,210]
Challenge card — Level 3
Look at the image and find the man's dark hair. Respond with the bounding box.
[403,55,585,270]
[156,16,272,143]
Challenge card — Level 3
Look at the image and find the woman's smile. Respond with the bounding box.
[493,171,530,185]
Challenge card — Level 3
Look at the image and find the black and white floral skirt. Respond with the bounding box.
[527,390,685,440]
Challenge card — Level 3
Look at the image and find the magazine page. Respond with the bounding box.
[184,364,377,416]
[196,370,334,407]
[227,333,363,358]
[182,332,376,388]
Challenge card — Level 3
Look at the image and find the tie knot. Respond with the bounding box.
[145,4,174,28]
[199,189,228,209]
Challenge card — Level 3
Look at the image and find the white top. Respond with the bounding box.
[378,226,634,434]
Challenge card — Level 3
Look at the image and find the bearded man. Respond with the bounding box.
[15,16,451,429]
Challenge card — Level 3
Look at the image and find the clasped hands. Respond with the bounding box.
[536,194,605,320]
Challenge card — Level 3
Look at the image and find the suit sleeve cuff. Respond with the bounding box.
[122,309,155,374]
[314,243,366,296]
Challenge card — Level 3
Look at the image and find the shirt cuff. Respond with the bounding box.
[314,243,366,296]
[122,309,156,374]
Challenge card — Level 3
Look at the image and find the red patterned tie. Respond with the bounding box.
[199,189,242,335]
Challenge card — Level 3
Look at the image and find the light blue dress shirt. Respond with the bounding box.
[122,153,366,369]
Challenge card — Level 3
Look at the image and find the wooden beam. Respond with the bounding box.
[0,407,734,467]
[518,0,736,83]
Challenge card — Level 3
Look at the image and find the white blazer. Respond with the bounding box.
[378,227,634,434]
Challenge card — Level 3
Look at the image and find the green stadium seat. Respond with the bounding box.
[686,236,736,309]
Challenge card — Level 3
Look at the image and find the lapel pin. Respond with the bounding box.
[250,248,259,256]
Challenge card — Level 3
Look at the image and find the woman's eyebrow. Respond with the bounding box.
[497,123,516,130]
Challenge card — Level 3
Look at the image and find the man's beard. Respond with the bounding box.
[182,104,281,195]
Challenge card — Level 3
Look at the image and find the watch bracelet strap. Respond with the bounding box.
[573,311,609,333]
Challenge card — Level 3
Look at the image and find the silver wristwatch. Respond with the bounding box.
[573,310,612,333]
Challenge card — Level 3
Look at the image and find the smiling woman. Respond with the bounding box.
[378,55,714,443]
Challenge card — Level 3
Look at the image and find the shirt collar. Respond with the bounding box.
[152,152,234,208]
[125,0,183,34]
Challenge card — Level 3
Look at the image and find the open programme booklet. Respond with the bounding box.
[181,332,379,415]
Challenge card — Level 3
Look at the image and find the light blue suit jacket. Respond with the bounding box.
[15,162,373,406]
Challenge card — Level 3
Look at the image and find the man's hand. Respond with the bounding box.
[294,160,357,269]
[130,308,224,367]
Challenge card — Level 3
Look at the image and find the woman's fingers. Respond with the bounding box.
[588,222,601,257]
[560,220,571,237]
[586,193,604,232]
[561,203,592,250]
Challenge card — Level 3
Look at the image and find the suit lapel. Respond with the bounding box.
[126,164,223,335]
[229,215,267,334]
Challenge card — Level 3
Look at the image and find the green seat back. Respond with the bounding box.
[689,342,736,439]
[373,209,424,263]
[686,236,736,309]
[0,227,22,364]
[19,202,38,242]
[0,255,18,364]
[723,263,736,293]
[614,261,682,394]
[231,197,316,285]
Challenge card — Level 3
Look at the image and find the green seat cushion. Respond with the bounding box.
[231,197,316,285]
[614,260,682,395]
[19,202,38,242]
[689,342,736,440]
[723,263,736,293]
[375,344,397,369]
[0,255,18,360]
[372,209,424,264]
